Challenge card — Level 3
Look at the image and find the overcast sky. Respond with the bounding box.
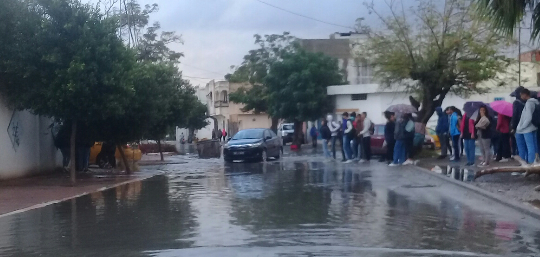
[111,0,372,87]
[85,0,537,87]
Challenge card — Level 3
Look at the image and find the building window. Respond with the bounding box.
[351,94,367,101]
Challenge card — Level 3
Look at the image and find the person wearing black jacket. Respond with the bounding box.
[511,86,526,156]
[320,120,332,159]
[381,112,396,164]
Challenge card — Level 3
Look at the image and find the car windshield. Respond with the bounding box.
[282,124,294,130]
[232,130,264,140]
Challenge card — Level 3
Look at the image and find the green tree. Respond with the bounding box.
[0,0,135,184]
[362,0,512,124]
[476,0,540,39]
[228,32,296,132]
[266,48,344,147]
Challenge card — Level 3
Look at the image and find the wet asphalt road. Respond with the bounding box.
[1,149,540,257]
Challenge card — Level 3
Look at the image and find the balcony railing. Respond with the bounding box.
[214,100,229,107]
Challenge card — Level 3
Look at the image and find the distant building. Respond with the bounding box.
[302,33,540,126]
[177,80,273,142]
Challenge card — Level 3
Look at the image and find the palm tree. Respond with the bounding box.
[477,0,540,39]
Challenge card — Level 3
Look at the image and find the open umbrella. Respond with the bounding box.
[469,105,496,120]
[463,101,489,115]
[489,101,513,117]
[386,104,417,115]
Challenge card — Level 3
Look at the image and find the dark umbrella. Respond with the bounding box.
[386,104,417,115]
[510,86,538,99]
[463,101,487,115]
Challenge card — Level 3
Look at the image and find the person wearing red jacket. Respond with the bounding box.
[496,114,511,162]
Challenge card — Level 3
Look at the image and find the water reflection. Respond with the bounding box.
[0,161,539,256]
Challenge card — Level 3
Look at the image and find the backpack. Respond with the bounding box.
[346,120,356,137]
[533,103,540,128]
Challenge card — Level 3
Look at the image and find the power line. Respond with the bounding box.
[255,0,354,30]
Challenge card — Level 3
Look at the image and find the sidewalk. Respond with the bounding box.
[0,168,159,217]
[417,156,540,205]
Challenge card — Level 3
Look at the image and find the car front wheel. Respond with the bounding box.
[261,149,268,162]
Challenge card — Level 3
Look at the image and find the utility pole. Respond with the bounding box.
[519,23,521,86]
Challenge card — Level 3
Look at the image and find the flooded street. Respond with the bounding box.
[1,151,540,256]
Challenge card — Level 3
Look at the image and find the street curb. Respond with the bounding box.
[0,171,163,219]
[412,165,540,220]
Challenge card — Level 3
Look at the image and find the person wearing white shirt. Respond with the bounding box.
[327,115,341,160]
[359,112,372,162]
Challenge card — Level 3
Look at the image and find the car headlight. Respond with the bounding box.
[223,144,230,149]
[245,142,262,148]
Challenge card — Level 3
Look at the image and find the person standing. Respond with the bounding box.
[310,125,318,147]
[389,114,409,166]
[358,112,373,163]
[511,87,526,157]
[447,107,461,162]
[222,129,227,142]
[475,106,492,167]
[350,112,358,159]
[342,112,354,163]
[320,120,332,159]
[516,89,539,165]
[383,112,396,164]
[327,115,340,160]
[460,112,476,166]
[354,113,364,161]
[495,113,511,162]
[435,107,451,159]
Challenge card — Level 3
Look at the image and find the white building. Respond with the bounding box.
[0,98,60,179]
[303,33,540,127]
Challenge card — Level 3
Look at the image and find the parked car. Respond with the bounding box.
[223,128,282,163]
[90,142,142,168]
[426,127,441,149]
[370,124,436,155]
[277,123,305,145]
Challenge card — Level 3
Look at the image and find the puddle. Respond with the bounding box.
[432,166,476,182]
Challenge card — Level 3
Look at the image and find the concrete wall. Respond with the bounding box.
[0,98,60,179]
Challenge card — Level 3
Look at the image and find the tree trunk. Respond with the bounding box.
[70,121,77,186]
[475,156,540,179]
[270,117,279,133]
[117,144,131,174]
[292,120,303,148]
[157,139,164,161]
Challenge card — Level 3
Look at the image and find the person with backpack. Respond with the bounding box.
[389,114,412,166]
[358,112,373,163]
[320,119,332,159]
[475,105,493,167]
[516,89,540,165]
[435,107,451,159]
[342,112,355,163]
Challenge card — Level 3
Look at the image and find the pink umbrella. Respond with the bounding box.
[489,101,513,117]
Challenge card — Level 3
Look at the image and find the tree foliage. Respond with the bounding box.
[476,0,539,39]
[266,48,344,146]
[362,0,513,123]
[227,32,296,131]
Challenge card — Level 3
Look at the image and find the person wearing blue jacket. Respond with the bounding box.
[446,107,461,162]
[435,107,452,159]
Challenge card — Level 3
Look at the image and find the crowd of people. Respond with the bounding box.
[318,86,540,168]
